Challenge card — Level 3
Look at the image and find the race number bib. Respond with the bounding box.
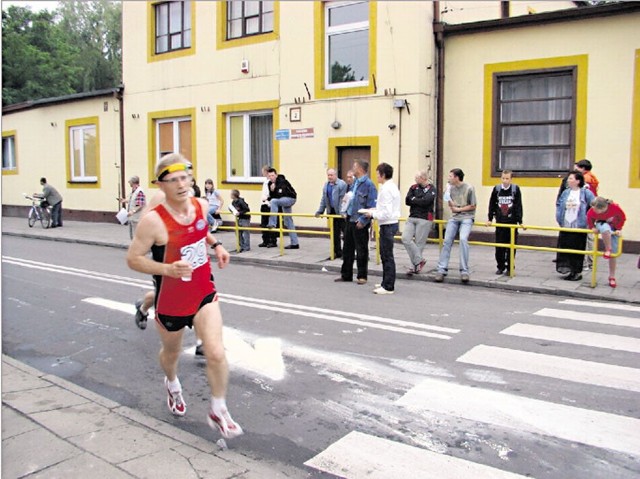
[180,238,208,271]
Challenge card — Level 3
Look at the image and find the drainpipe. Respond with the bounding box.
[433,2,445,220]
[116,86,126,207]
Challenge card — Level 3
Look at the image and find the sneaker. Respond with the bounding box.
[208,408,244,439]
[415,259,426,274]
[165,377,186,416]
[195,344,204,357]
[461,273,470,284]
[134,299,148,330]
[434,273,444,283]
[356,278,367,285]
[495,268,505,275]
[373,286,394,295]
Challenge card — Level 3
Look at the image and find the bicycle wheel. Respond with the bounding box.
[28,209,36,227]
[40,208,51,228]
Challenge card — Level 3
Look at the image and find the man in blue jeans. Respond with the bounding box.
[435,168,477,284]
[267,167,299,249]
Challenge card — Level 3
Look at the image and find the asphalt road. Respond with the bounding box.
[2,236,639,478]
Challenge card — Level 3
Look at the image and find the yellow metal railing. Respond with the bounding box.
[217,211,622,288]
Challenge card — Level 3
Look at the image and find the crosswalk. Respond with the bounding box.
[306,299,640,478]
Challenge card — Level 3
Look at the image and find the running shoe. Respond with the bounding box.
[164,377,186,416]
[134,299,148,330]
[207,408,243,439]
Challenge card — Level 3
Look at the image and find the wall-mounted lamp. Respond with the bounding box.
[131,113,140,119]
[388,124,397,130]
[200,106,210,112]
[331,120,342,130]
[50,122,57,127]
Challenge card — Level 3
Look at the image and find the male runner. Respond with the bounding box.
[126,153,242,439]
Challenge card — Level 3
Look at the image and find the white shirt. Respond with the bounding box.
[261,178,270,204]
[371,179,400,225]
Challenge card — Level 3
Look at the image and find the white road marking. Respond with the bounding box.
[501,323,640,353]
[560,299,640,313]
[397,379,640,457]
[4,256,458,340]
[457,345,640,393]
[305,431,530,478]
[534,308,640,329]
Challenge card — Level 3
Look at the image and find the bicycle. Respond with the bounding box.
[24,194,51,228]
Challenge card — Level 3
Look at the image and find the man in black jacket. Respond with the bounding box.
[401,170,437,274]
[486,170,523,274]
[266,167,299,249]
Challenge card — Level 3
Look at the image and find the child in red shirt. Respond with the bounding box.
[587,197,626,288]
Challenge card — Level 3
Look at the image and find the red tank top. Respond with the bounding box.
[152,198,215,318]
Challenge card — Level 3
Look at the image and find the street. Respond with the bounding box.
[2,236,639,478]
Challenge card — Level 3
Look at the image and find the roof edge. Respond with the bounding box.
[3,86,123,114]
[439,2,640,36]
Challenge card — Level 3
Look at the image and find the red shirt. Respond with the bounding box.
[587,202,626,230]
[152,198,215,318]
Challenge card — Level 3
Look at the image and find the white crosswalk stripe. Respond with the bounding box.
[307,299,640,477]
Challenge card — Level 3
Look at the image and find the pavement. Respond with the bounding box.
[1,215,639,477]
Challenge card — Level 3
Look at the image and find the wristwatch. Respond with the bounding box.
[211,241,223,249]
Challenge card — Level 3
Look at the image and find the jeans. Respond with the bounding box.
[238,218,251,251]
[402,217,432,266]
[594,222,619,253]
[268,197,298,245]
[495,225,518,271]
[51,201,63,227]
[437,217,473,274]
[380,223,399,291]
[341,219,370,281]
[207,206,222,228]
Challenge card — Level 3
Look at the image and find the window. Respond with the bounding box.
[156,117,192,164]
[325,1,369,88]
[226,111,273,181]
[69,124,98,182]
[227,0,274,40]
[493,69,576,176]
[155,0,191,54]
[2,134,16,171]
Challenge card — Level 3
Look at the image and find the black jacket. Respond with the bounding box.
[269,174,297,200]
[488,184,523,224]
[405,183,437,220]
[232,197,251,220]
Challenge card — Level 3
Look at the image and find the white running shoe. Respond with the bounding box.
[164,377,186,416]
[373,286,394,295]
[207,408,244,439]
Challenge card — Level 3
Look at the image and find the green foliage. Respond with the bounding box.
[2,1,122,107]
[330,61,357,84]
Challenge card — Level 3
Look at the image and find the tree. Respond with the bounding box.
[330,61,357,84]
[1,1,122,107]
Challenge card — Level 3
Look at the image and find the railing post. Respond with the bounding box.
[508,224,516,278]
[328,215,335,260]
[590,231,599,288]
[234,215,240,252]
[278,212,284,256]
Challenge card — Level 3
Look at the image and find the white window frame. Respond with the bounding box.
[2,135,16,171]
[155,116,190,164]
[324,0,369,90]
[225,110,273,183]
[69,124,97,182]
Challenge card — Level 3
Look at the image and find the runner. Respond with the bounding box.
[126,153,243,439]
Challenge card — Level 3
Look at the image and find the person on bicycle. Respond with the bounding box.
[35,177,63,228]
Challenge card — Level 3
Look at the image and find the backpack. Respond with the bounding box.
[494,184,517,195]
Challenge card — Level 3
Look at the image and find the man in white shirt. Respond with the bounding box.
[363,162,401,294]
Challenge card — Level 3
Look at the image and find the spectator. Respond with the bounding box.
[334,160,377,285]
[36,177,63,228]
[486,170,523,275]
[315,168,347,259]
[191,178,201,198]
[434,168,477,284]
[575,159,600,270]
[204,179,224,232]
[362,163,401,294]
[258,165,279,248]
[402,170,437,275]
[267,167,299,249]
[339,170,355,217]
[555,171,595,281]
[587,197,626,288]
[230,189,251,253]
[121,175,146,240]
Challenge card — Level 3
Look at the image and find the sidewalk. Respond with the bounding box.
[2,216,639,303]
[1,355,305,478]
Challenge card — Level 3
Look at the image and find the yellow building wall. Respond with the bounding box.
[122,1,437,226]
[443,13,640,241]
[2,96,122,213]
